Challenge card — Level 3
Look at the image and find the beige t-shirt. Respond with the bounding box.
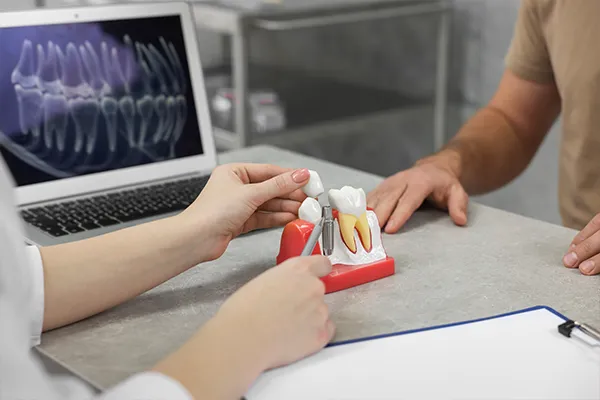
[505,0,600,230]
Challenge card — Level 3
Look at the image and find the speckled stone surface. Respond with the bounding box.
[38,145,600,390]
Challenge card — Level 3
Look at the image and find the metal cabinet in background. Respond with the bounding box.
[193,0,451,151]
[33,0,452,152]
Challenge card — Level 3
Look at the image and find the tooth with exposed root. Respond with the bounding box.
[169,95,188,158]
[100,97,118,153]
[11,40,36,88]
[152,94,167,144]
[321,186,386,266]
[79,41,111,96]
[328,186,371,253]
[167,41,186,94]
[161,96,177,143]
[60,43,94,98]
[43,93,69,152]
[37,42,62,95]
[119,96,136,147]
[139,43,168,94]
[14,84,43,147]
[136,95,154,146]
[101,42,128,94]
[355,212,371,251]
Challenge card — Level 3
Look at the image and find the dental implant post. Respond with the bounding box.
[322,206,334,256]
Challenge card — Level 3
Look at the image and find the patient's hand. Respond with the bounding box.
[181,163,309,260]
[564,213,600,275]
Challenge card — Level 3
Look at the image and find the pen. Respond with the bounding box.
[558,319,600,343]
[301,217,324,256]
[576,321,600,342]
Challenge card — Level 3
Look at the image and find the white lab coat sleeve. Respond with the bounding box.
[98,372,193,400]
[24,245,45,347]
[0,158,193,400]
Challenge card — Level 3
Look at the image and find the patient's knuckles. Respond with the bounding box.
[590,213,600,230]
[577,239,597,257]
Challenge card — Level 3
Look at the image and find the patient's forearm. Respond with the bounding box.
[418,106,545,195]
[40,215,210,331]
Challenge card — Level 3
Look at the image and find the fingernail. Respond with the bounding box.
[291,168,310,183]
[385,221,395,232]
[569,244,576,251]
[580,260,595,274]
[563,252,578,267]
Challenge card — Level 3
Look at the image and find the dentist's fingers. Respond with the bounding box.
[250,169,310,205]
[258,198,302,214]
[243,212,298,233]
[320,319,336,345]
[302,255,333,278]
[286,188,309,203]
[231,163,291,183]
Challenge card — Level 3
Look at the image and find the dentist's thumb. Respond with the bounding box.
[252,168,310,204]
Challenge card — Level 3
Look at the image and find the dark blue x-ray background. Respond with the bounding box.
[0,15,204,186]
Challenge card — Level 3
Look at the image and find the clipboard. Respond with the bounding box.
[246,306,600,400]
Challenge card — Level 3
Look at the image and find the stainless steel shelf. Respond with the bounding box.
[213,104,429,151]
[193,0,452,151]
[205,64,430,145]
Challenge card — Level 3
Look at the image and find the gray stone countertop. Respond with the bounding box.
[38,145,600,390]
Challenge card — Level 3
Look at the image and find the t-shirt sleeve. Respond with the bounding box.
[505,0,555,83]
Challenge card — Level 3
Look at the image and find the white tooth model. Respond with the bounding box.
[298,197,322,225]
[325,186,386,266]
[0,35,189,177]
[296,185,387,266]
[279,178,395,293]
[301,170,324,198]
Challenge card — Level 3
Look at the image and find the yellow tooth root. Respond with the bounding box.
[356,212,372,252]
[338,213,357,252]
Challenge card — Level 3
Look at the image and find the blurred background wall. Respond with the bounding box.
[0,0,561,225]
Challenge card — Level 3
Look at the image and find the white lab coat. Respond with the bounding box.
[0,155,192,400]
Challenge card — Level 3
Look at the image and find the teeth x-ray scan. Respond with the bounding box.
[0,16,203,186]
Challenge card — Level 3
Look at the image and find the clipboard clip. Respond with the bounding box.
[558,319,600,343]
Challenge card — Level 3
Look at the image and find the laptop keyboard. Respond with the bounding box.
[20,175,210,237]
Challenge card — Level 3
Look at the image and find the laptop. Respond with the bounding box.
[0,2,218,246]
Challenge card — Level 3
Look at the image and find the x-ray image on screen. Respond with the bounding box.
[0,15,204,186]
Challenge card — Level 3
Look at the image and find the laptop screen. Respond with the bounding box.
[0,14,204,187]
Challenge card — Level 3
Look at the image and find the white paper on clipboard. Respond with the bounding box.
[246,307,600,400]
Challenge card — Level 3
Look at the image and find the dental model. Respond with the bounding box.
[0,35,188,177]
[301,169,324,198]
[277,172,395,293]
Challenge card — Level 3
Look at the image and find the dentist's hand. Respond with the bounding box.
[152,255,335,400]
[180,163,309,260]
[367,161,469,233]
[216,255,335,370]
[563,213,600,275]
